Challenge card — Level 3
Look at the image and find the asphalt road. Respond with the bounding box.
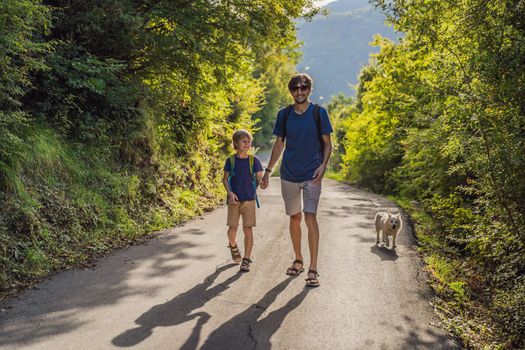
[0,178,459,349]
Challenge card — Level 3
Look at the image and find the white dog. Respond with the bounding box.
[375,211,402,248]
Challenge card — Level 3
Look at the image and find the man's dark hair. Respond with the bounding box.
[288,73,313,92]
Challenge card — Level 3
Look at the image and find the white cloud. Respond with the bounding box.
[314,0,337,7]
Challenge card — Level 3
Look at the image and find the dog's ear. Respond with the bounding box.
[387,211,392,217]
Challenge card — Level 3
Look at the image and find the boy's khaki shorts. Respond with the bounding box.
[227,200,256,227]
[281,179,322,215]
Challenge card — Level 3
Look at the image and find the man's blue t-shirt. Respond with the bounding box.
[272,103,333,183]
[224,155,263,201]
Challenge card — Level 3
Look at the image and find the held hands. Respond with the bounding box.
[228,192,239,203]
[260,172,270,189]
[312,164,326,184]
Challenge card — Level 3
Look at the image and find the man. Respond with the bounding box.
[260,73,333,287]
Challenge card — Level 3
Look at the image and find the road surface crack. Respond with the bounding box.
[247,304,267,349]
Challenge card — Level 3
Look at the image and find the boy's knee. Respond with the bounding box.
[228,226,238,232]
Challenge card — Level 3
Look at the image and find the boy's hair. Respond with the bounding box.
[288,73,313,91]
[232,129,252,150]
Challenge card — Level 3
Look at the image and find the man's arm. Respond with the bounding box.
[312,134,332,184]
[260,137,285,189]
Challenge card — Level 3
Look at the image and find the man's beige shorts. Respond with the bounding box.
[281,179,322,215]
[227,200,256,227]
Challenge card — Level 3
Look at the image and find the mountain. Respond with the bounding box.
[296,0,399,101]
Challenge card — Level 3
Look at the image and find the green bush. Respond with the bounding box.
[332,1,525,347]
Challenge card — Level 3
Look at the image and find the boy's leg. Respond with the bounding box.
[227,202,241,246]
[227,226,242,264]
[239,200,256,259]
[227,226,238,247]
[242,226,253,258]
[227,202,242,263]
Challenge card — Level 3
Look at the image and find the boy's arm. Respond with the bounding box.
[222,171,230,193]
[223,170,238,202]
[256,171,263,186]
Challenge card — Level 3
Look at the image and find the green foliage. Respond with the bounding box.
[252,49,299,147]
[0,0,50,108]
[0,0,51,192]
[333,0,525,347]
[0,0,317,297]
[296,0,398,100]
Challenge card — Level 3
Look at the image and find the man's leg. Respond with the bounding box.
[289,211,303,264]
[304,213,319,271]
[281,179,303,266]
[302,180,322,277]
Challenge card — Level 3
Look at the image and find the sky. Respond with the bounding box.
[314,0,337,7]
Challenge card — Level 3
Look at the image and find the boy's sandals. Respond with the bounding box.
[286,259,305,276]
[228,244,242,264]
[305,269,320,287]
[240,258,252,272]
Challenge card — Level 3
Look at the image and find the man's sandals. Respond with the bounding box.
[305,269,320,287]
[286,259,305,276]
[228,244,242,264]
[240,258,252,272]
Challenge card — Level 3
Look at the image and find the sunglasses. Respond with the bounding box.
[291,85,309,92]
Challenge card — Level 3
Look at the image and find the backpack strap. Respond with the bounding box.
[249,154,254,176]
[229,154,236,177]
[226,155,236,204]
[249,154,260,208]
[281,105,293,141]
[313,103,324,153]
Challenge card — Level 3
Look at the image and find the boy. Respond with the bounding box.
[223,129,263,272]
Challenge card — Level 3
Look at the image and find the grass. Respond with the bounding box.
[387,194,520,349]
[325,169,346,181]
[0,125,226,300]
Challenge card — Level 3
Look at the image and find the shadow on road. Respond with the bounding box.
[0,228,211,348]
[112,263,240,348]
[370,244,399,261]
[200,276,308,350]
[379,314,461,349]
[251,287,311,349]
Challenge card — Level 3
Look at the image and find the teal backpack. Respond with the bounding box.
[227,154,260,208]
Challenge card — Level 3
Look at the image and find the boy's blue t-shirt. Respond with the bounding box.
[272,103,333,183]
[224,155,263,201]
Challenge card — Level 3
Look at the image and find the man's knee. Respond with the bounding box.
[290,211,302,222]
[304,212,317,225]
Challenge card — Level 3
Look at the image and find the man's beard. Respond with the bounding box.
[294,96,308,104]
